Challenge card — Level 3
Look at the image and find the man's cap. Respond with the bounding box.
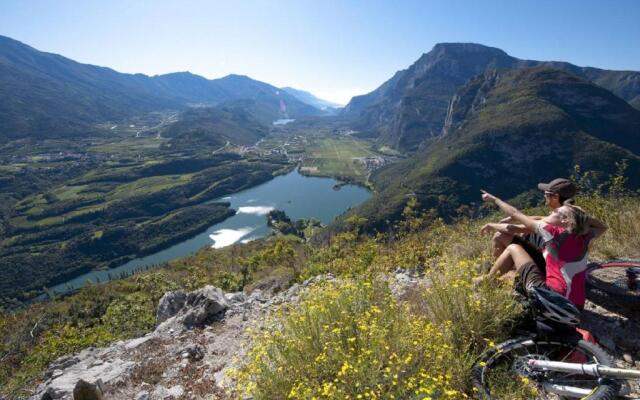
[538,178,577,199]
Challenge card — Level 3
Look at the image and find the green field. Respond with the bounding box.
[298,136,380,183]
[89,137,167,154]
[110,174,193,199]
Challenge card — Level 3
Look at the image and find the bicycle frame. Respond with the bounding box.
[530,359,639,397]
[529,359,640,379]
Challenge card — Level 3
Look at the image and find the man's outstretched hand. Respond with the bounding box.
[480,190,498,204]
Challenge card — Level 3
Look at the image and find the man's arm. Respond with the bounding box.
[481,190,539,232]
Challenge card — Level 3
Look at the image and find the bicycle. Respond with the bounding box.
[472,287,640,399]
[586,259,640,310]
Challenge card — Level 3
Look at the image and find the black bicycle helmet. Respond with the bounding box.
[529,287,581,327]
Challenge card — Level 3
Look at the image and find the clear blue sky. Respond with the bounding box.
[1,0,639,105]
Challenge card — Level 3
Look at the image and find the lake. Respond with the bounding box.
[44,169,371,295]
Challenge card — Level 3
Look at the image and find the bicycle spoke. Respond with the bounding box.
[542,345,560,360]
[558,348,574,363]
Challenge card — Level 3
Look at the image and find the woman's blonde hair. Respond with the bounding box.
[559,202,590,235]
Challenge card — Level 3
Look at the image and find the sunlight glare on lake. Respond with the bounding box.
[210,227,255,248]
[237,206,275,215]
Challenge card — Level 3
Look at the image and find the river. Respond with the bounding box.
[44,169,371,295]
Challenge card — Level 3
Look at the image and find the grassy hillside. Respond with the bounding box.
[1,190,638,398]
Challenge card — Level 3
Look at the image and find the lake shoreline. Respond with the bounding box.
[38,169,371,299]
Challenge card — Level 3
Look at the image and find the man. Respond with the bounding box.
[491,178,577,270]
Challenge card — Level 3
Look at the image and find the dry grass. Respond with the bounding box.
[580,196,640,260]
[129,337,172,385]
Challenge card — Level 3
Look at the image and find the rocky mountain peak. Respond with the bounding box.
[219,74,252,83]
[344,43,640,153]
[429,42,510,58]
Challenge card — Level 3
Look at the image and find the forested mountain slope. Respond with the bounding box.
[162,105,269,148]
[348,67,640,230]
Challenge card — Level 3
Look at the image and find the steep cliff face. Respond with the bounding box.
[343,43,640,152]
[442,70,500,136]
[345,43,518,151]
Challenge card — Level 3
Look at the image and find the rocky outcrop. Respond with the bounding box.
[71,380,103,400]
[33,344,138,399]
[31,284,234,400]
[154,286,229,334]
[182,287,228,328]
[28,277,333,400]
[156,291,187,324]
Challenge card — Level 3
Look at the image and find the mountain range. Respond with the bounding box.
[346,66,640,230]
[343,43,640,152]
[2,34,640,231]
[0,35,322,140]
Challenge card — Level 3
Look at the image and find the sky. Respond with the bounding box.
[1,0,639,105]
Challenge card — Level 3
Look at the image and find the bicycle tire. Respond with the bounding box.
[472,336,619,399]
[586,260,640,310]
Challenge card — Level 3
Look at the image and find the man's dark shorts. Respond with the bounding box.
[512,234,546,275]
[515,261,548,296]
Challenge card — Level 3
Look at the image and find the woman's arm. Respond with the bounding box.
[587,215,608,239]
[481,190,539,232]
[499,215,545,223]
[481,223,531,235]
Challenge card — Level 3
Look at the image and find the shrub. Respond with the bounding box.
[230,270,518,399]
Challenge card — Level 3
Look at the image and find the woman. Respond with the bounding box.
[478,190,607,309]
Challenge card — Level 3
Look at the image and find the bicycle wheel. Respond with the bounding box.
[586,260,640,310]
[472,336,619,399]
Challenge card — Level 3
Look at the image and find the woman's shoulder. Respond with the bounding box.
[537,222,565,236]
